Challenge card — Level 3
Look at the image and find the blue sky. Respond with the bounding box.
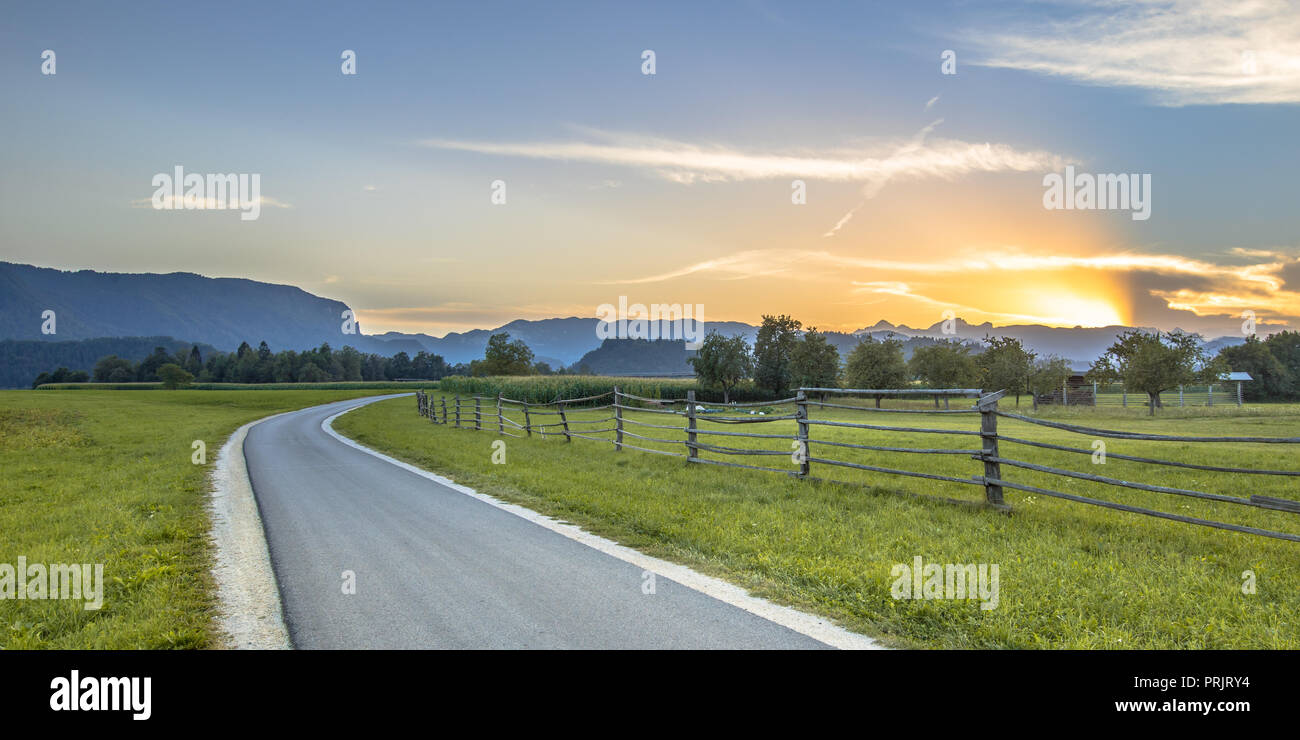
[2,1,1298,336]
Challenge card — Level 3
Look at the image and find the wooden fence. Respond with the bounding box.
[411,387,1300,543]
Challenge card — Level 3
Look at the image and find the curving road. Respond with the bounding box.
[243,396,844,649]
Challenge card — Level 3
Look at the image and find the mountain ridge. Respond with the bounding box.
[1,261,1258,369]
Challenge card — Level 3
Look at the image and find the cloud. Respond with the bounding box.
[607,246,1300,323]
[354,301,591,334]
[925,95,940,110]
[422,124,1068,238]
[823,119,952,237]
[419,127,1069,186]
[850,280,1082,326]
[967,0,1300,105]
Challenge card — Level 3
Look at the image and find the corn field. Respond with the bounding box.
[436,375,781,405]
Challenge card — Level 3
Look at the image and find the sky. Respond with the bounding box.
[2,0,1298,338]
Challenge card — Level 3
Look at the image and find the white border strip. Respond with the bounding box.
[210,413,293,650]
[323,400,884,650]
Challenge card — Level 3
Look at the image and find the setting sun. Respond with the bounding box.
[1026,293,1126,328]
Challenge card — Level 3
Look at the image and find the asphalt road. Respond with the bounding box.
[243,396,834,649]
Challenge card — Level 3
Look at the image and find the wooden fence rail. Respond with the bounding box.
[413,386,1300,542]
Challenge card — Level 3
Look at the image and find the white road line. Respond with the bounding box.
[323,399,885,651]
[210,413,294,650]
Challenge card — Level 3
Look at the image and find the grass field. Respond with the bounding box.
[34,381,439,391]
[336,392,1300,649]
[0,388,398,649]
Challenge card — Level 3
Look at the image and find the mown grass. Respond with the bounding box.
[0,388,398,649]
[336,393,1300,649]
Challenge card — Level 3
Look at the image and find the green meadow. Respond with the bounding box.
[0,388,396,649]
[3,386,1296,649]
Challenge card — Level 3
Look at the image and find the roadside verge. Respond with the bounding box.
[209,414,292,650]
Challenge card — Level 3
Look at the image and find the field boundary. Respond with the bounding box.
[415,386,1300,543]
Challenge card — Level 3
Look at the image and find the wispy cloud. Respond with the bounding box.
[824,119,950,237]
[967,0,1300,105]
[419,127,1068,185]
[422,125,1069,238]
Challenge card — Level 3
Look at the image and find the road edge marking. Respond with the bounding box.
[210,413,294,650]
[322,400,885,651]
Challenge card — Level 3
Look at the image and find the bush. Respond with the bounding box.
[157,363,194,390]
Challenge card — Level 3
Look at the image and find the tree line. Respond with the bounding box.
[30,330,580,388]
[687,315,1300,413]
[31,322,1300,413]
[33,341,461,388]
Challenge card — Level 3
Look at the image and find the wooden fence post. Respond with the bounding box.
[523,402,532,437]
[440,397,447,424]
[497,392,504,434]
[557,398,571,442]
[795,390,810,477]
[977,390,1006,507]
[613,386,623,451]
[474,396,482,430]
[454,395,461,428]
[686,390,698,461]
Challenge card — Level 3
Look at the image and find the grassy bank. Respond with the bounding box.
[0,388,398,648]
[335,393,1300,649]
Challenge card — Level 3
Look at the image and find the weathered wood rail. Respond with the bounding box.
[414,386,1300,542]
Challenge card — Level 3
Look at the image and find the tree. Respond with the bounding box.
[790,328,840,392]
[482,333,535,375]
[185,345,203,376]
[297,362,329,383]
[31,367,89,388]
[909,340,979,387]
[136,346,173,381]
[753,314,802,394]
[386,351,413,380]
[689,331,752,403]
[1087,330,1223,415]
[94,355,135,382]
[157,363,194,389]
[843,335,909,407]
[337,346,364,381]
[1217,336,1289,401]
[909,340,980,407]
[1027,355,1073,410]
[977,335,1035,406]
[1265,331,1300,398]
